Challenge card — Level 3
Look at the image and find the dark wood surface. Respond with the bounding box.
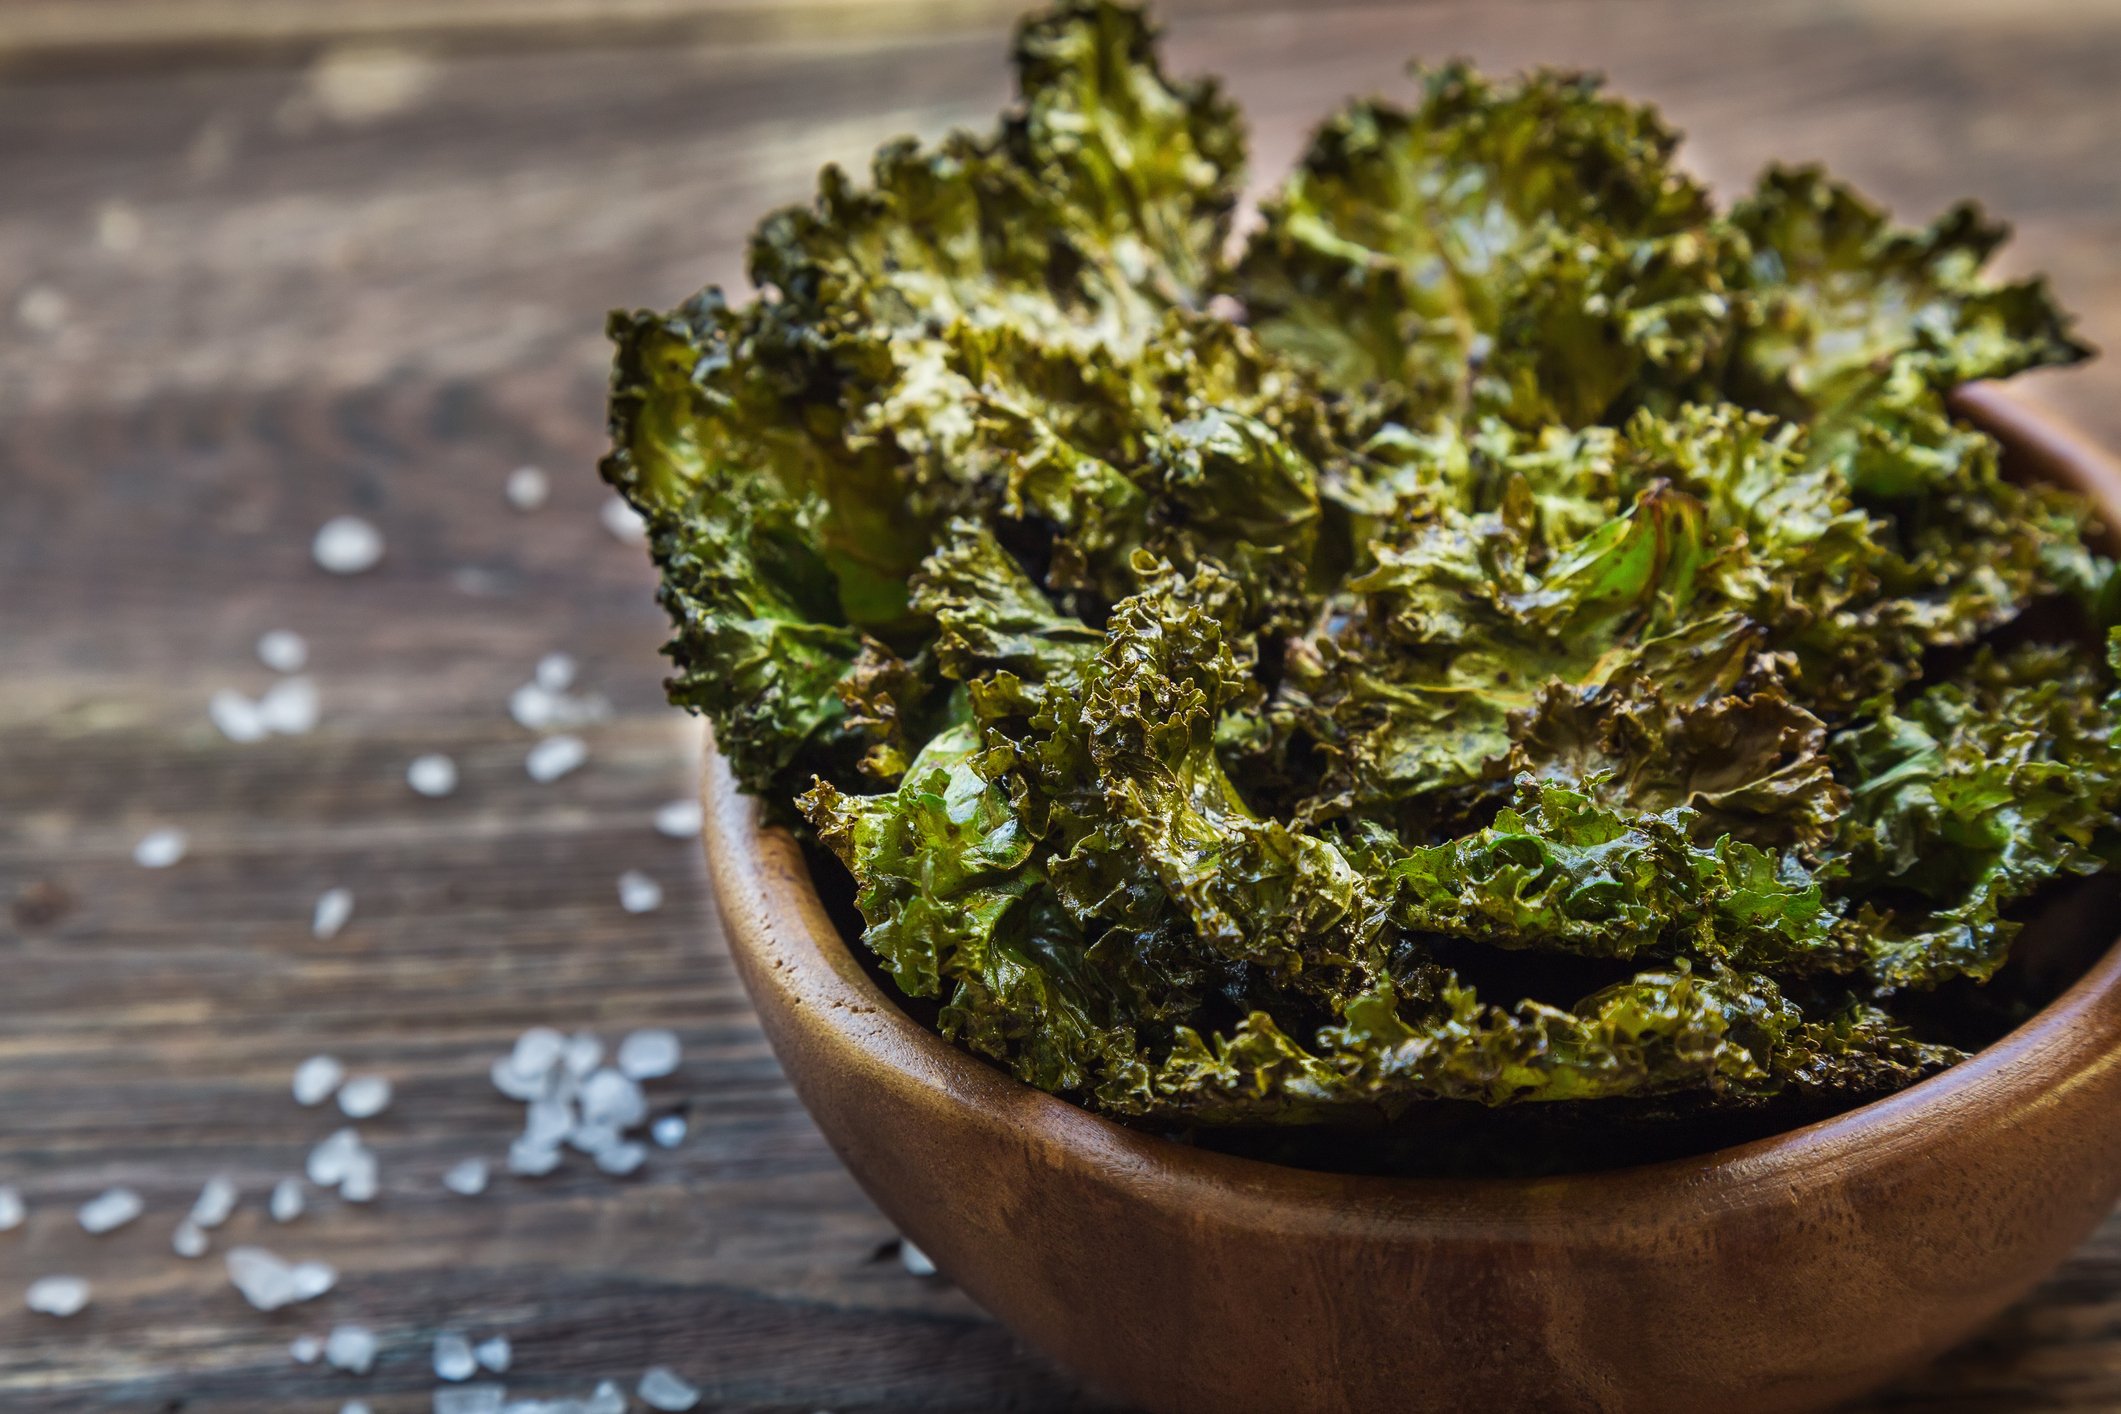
[2,2,2118,1409]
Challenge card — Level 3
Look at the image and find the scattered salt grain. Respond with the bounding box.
[442,1158,489,1197]
[524,1096,575,1149]
[491,1056,549,1103]
[257,628,309,673]
[134,827,188,869]
[313,887,355,940]
[96,200,144,253]
[291,1334,323,1364]
[475,1336,512,1373]
[435,1385,508,1414]
[507,1137,562,1178]
[307,1128,365,1187]
[257,675,320,735]
[616,871,662,915]
[294,1055,346,1107]
[512,1027,565,1079]
[190,1175,238,1228]
[270,1177,305,1223]
[580,1069,646,1129]
[567,1121,619,1156]
[535,652,577,692]
[585,1382,627,1414]
[900,1240,936,1277]
[340,1150,380,1204]
[561,1031,603,1078]
[326,1322,378,1374]
[26,1276,89,1317]
[227,1246,335,1311]
[291,1260,337,1301]
[173,1220,209,1258]
[525,735,587,784]
[435,1330,478,1381]
[601,496,646,542]
[0,1185,23,1231]
[651,1115,687,1149]
[343,1404,374,1414]
[505,465,550,511]
[616,1029,680,1081]
[338,1075,393,1119]
[78,1187,143,1235]
[594,1141,646,1177]
[313,515,384,575]
[653,799,702,839]
[637,1366,701,1411]
[210,688,269,743]
[17,284,68,334]
[409,753,459,798]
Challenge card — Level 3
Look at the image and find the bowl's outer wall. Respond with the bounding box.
[702,385,2121,1414]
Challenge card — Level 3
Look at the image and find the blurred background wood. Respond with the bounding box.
[2,1,2118,1409]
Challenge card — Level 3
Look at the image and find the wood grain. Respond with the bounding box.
[2,2,2119,1409]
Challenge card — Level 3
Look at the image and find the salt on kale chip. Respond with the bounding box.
[607,0,2115,1155]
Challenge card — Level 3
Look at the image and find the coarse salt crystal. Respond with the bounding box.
[491,1056,549,1103]
[474,1336,512,1373]
[134,827,188,869]
[442,1158,489,1197]
[342,1404,373,1414]
[25,1276,89,1317]
[601,496,646,542]
[580,1069,645,1129]
[307,1128,365,1187]
[435,1386,507,1414]
[616,1029,680,1081]
[270,1177,305,1223]
[294,1055,345,1107]
[257,675,320,735]
[900,1239,936,1277]
[291,1334,324,1364]
[562,1031,603,1078]
[524,1096,575,1149]
[0,1185,24,1231]
[190,1175,238,1228]
[511,1027,564,1078]
[525,735,587,784]
[534,652,576,692]
[326,1322,378,1373]
[651,1114,687,1149]
[507,1137,561,1178]
[616,871,662,915]
[209,689,268,743]
[637,1366,702,1411]
[313,516,384,575]
[257,628,308,673]
[340,1150,379,1204]
[313,887,355,940]
[594,1141,646,1177]
[78,1187,143,1235]
[505,465,550,512]
[409,753,459,798]
[653,799,702,839]
[435,1330,478,1381]
[173,1220,209,1258]
[585,1382,627,1414]
[338,1075,393,1119]
[227,1246,334,1311]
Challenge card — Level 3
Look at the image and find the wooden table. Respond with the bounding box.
[3,2,2118,1408]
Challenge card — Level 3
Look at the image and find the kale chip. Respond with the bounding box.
[605,0,2116,1163]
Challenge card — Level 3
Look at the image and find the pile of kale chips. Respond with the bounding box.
[605,0,2121,1170]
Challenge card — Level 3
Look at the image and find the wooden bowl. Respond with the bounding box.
[701,384,2121,1414]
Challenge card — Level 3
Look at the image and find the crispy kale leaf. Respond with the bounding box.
[613,1,2115,1157]
[1232,65,1729,427]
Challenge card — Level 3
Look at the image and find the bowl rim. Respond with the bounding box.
[703,379,2121,1221]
